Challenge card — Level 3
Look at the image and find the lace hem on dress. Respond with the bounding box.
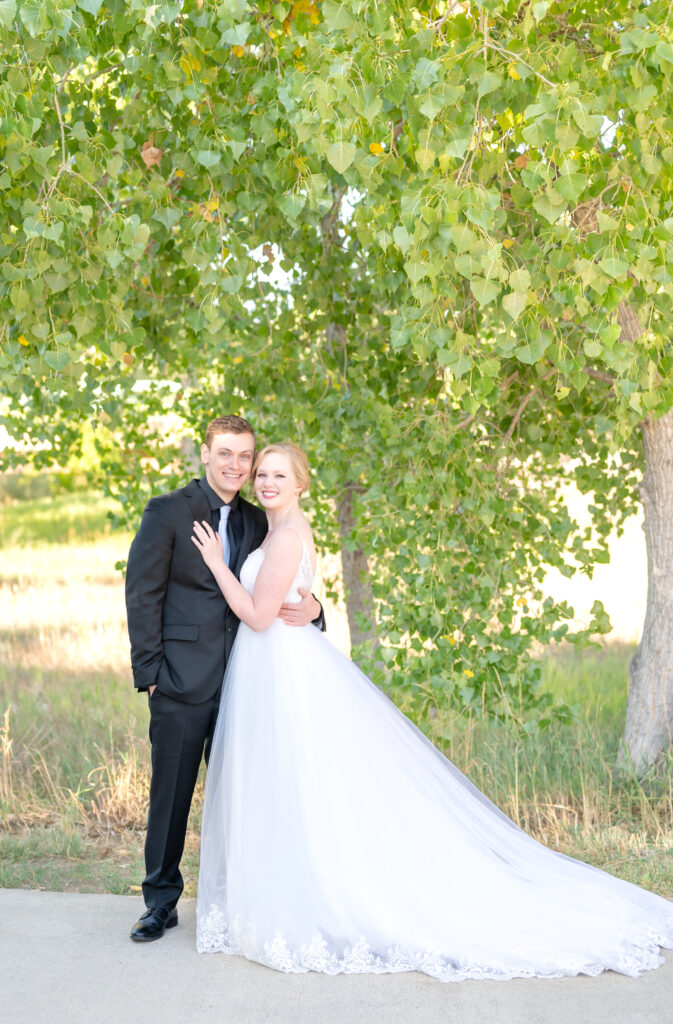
[197,907,673,982]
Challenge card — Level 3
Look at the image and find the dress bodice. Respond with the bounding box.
[239,537,314,604]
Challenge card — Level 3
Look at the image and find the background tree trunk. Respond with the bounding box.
[337,482,378,657]
[620,409,673,773]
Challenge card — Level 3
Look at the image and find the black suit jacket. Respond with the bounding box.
[125,478,268,703]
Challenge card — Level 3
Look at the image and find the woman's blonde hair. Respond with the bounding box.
[253,442,310,495]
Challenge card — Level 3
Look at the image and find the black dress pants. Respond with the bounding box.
[142,689,220,910]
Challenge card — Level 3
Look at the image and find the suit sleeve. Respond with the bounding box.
[312,602,327,633]
[125,499,174,691]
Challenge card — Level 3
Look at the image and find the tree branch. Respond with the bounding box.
[583,366,616,384]
[504,369,556,442]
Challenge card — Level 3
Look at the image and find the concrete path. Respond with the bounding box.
[2,888,671,1024]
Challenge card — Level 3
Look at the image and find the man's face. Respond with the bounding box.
[200,431,255,502]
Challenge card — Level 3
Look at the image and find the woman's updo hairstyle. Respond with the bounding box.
[253,442,310,496]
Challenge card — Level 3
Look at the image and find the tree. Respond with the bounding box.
[2,0,672,767]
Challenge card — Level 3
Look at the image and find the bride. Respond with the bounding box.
[190,441,673,983]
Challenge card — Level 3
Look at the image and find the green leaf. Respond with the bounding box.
[470,277,501,307]
[404,260,427,284]
[509,268,531,292]
[442,351,473,377]
[477,70,501,97]
[450,224,477,253]
[555,173,587,202]
[326,141,356,174]
[392,225,412,252]
[555,126,579,152]
[43,350,71,371]
[533,192,565,224]
[596,210,620,233]
[572,109,604,138]
[153,207,180,230]
[642,153,662,175]
[226,140,247,161]
[322,1,354,30]
[444,136,470,159]
[532,1,551,21]
[18,0,40,35]
[415,148,436,172]
[514,334,550,364]
[600,257,628,279]
[195,150,221,167]
[412,58,439,91]
[418,91,444,120]
[277,192,306,221]
[77,0,103,14]
[220,22,251,46]
[502,291,528,320]
[0,0,17,27]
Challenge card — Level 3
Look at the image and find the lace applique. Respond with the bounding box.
[196,907,673,982]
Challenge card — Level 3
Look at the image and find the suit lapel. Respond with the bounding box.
[185,479,211,527]
[231,513,253,579]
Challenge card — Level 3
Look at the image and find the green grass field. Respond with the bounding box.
[1,491,671,898]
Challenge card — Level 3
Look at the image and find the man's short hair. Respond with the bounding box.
[205,415,256,449]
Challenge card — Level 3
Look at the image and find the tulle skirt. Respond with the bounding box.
[196,622,673,982]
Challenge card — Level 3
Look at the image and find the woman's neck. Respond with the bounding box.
[266,502,299,531]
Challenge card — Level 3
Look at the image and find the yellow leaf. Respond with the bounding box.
[179,54,201,77]
[232,355,244,364]
[503,237,515,249]
[507,63,521,80]
[174,168,185,178]
[449,637,456,646]
[464,669,475,678]
[18,334,28,346]
[205,198,220,211]
[369,142,384,155]
[232,45,245,58]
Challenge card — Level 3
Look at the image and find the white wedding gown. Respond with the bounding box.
[196,541,673,981]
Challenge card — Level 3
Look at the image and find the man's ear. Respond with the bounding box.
[200,443,209,465]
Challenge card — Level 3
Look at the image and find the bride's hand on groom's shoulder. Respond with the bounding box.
[191,520,224,571]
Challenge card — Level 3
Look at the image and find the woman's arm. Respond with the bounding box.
[191,520,303,632]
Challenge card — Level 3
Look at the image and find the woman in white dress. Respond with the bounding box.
[190,442,673,983]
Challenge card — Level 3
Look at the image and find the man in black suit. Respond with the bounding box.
[126,415,323,941]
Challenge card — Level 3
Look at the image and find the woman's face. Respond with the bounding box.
[254,452,300,512]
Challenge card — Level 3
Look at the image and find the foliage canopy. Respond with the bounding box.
[2,0,672,719]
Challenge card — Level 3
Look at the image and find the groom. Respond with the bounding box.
[125,415,323,941]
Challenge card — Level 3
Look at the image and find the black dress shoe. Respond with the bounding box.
[130,906,178,942]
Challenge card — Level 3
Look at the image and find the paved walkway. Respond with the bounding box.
[2,889,671,1024]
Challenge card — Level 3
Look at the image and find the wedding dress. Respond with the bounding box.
[196,540,673,981]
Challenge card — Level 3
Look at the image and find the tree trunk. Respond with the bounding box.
[337,482,378,657]
[620,409,673,773]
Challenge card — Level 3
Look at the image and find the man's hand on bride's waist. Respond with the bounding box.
[279,587,322,627]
